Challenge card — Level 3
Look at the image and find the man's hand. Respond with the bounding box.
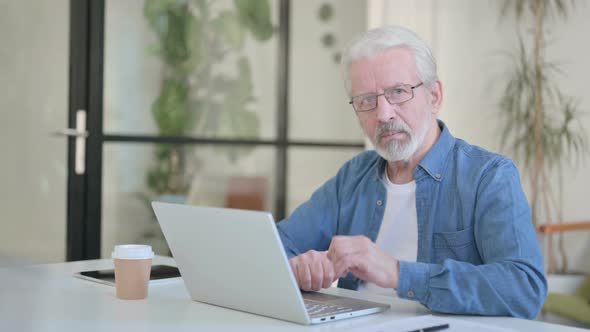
[288,250,337,292]
[327,235,400,289]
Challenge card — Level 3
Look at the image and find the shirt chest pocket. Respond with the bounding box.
[432,227,482,264]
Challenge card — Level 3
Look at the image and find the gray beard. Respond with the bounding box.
[373,114,432,162]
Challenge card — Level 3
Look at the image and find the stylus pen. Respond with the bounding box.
[407,323,450,332]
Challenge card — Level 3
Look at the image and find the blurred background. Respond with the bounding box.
[1,2,589,325]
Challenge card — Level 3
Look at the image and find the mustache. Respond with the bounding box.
[376,120,412,139]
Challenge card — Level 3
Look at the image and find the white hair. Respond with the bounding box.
[341,25,438,96]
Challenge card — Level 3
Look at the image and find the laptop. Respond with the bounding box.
[152,202,390,325]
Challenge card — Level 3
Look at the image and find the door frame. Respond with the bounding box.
[67,0,104,260]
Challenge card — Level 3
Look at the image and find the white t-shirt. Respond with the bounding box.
[357,168,418,296]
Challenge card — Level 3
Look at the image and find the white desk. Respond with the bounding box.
[0,256,585,331]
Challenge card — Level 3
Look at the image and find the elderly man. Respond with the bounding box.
[276,25,546,319]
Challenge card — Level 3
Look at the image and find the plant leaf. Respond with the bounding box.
[212,10,246,50]
[234,0,274,41]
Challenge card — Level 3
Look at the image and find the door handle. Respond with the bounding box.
[53,110,87,175]
[52,128,89,138]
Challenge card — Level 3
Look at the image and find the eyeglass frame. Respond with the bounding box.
[348,82,424,112]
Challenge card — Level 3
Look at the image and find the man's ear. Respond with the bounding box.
[429,80,443,114]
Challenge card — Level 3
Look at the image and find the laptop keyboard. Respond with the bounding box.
[304,298,354,317]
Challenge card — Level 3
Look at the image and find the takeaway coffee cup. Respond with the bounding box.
[112,244,154,300]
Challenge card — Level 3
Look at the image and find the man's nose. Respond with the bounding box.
[375,95,400,122]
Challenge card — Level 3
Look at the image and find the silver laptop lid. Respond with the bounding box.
[152,202,310,324]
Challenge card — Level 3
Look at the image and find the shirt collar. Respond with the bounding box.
[417,119,455,181]
[373,119,456,182]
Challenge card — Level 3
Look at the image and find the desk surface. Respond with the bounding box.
[0,256,585,332]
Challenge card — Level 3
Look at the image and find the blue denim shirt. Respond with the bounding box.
[277,120,547,319]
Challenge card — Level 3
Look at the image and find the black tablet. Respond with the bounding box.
[74,264,181,286]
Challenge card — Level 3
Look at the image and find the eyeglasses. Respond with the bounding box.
[349,82,424,112]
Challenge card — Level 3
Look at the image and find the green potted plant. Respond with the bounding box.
[497,0,587,273]
[139,0,275,253]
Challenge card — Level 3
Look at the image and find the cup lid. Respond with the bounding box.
[112,244,154,260]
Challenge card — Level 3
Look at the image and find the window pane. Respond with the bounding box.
[103,0,279,140]
[102,143,276,257]
[289,1,367,142]
[287,147,362,216]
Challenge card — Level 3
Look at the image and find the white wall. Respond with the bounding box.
[369,0,590,273]
[0,0,69,264]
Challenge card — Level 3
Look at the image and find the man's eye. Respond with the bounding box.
[361,95,376,105]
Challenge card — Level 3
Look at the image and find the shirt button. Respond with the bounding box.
[407,290,414,297]
[435,174,442,180]
[376,200,383,206]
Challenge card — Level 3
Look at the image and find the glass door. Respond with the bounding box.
[99,0,283,257]
[73,0,368,260]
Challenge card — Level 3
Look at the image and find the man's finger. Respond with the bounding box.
[327,236,346,261]
[346,261,368,282]
[327,242,343,262]
[321,257,335,288]
[297,261,310,291]
[328,236,360,262]
[326,246,334,261]
[310,258,323,291]
[291,260,301,287]
[332,255,353,279]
